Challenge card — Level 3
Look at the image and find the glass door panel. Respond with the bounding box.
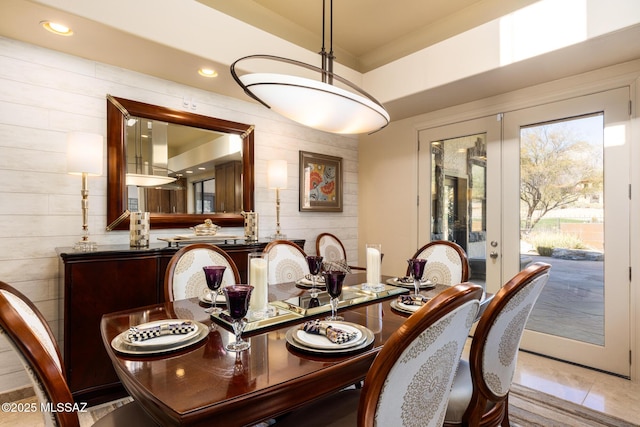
[419,116,501,293]
[520,114,605,345]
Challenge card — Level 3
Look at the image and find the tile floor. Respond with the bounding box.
[2,350,640,426]
[514,350,640,424]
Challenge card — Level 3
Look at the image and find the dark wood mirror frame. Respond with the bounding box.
[106,96,254,230]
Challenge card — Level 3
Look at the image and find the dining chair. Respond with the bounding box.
[276,282,484,427]
[443,262,551,427]
[164,243,241,301]
[408,240,470,286]
[262,240,309,284]
[0,281,158,427]
[315,232,365,271]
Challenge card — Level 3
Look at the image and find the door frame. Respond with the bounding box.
[503,87,631,376]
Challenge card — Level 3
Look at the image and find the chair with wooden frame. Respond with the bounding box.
[408,240,470,286]
[315,232,365,271]
[276,282,484,427]
[0,281,158,427]
[164,243,241,301]
[262,240,309,284]
[443,262,551,427]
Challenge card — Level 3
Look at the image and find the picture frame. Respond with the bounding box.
[299,151,343,212]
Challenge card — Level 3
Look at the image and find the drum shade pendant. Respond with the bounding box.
[231,0,389,135]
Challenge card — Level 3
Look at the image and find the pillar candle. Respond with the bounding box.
[366,246,381,286]
[249,257,268,312]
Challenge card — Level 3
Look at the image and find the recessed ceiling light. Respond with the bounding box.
[41,21,73,36]
[198,68,218,78]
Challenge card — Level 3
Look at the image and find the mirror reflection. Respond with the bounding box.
[106,95,254,230]
[125,117,244,214]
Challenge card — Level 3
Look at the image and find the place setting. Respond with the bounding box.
[386,276,434,289]
[390,293,432,314]
[111,318,209,355]
[386,257,435,291]
[286,319,374,355]
[286,270,374,355]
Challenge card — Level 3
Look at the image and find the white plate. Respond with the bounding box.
[390,299,430,313]
[386,277,434,289]
[111,320,208,355]
[285,322,374,355]
[292,322,364,350]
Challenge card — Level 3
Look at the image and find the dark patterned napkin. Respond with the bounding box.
[300,319,358,344]
[322,259,352,274]
[397,294,430,306]
[126,320,196,342]
[304,274,326,283]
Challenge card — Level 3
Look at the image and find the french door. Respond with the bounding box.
[418,87,631,376]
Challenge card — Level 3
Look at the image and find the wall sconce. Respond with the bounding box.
[67,132,103,251]
[267,160,287,239]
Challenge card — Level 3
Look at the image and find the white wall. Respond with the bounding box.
[0,36,359,394]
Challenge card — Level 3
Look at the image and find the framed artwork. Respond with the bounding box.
[299,151,343,212]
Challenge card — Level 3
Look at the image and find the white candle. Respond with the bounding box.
[366,246,381,286]
[249,257,268,312]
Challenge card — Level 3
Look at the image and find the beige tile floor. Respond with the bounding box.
[2,350,640,426]
[514,350,640,424]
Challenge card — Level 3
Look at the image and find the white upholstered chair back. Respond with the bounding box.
[316,233,346,262]
[480,267,550,397]
[0,284,65,427]
[410,241,469,286]
[0,281,158,427]
[164,244,240,301]
[263,240,309,284]
[444,262,551,426]
[370,286,481,426]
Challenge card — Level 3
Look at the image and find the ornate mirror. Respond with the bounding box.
[106,96,254,229]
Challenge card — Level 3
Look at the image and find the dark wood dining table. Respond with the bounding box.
[100,273,491,426]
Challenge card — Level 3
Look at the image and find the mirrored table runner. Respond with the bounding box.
[211,276,408,334]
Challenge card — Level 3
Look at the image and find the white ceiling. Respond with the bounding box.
[1,0,640,122]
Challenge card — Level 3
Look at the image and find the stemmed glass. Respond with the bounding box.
[323,270,346,321]
[203,266,226,315]
[223,285,254,352]
[407,258,427,297]
[306,255,323,298]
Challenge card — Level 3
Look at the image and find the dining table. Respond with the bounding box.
[100,272,492,426]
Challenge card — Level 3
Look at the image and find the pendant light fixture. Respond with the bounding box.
[230,0,389,135]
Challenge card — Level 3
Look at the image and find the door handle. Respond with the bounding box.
[490,251,499,259]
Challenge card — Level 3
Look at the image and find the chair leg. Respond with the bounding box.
[500,395,511,427]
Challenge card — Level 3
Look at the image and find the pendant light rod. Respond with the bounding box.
[320,0,334,85]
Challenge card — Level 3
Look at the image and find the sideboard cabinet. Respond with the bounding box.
[58,239,304,405]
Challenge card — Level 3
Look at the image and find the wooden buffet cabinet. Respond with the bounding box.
[58,239,304,405]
